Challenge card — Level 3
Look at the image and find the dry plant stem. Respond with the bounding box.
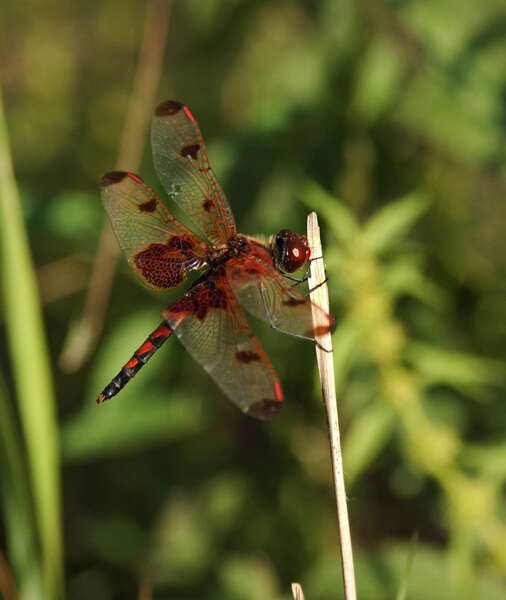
[59,0,171,372]
[36,254,89,305]
[291,582,306,600]
[307,212,357,600]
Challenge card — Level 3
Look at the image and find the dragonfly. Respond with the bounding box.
[97,100,334,419]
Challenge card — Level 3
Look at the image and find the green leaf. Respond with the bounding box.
[142,495,214,585]
[343,401,396,485]
[382,255,450,310]
[396,532,419,600]
[332,315,368,391]
[0,373,44,598]
[0,86,63,599]
[405,341,505,389]
[461,442,506,482]
[219,555,279,600]
[353,37,403,123]
[61,390,207,461]
[299,180,359,244]
[360,192,430,255]
[306,542,506,600]
[42,191,102,241]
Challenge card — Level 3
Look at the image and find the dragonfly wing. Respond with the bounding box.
[100,171,206,290]
[162,274,282,419]
[151,100,236,245]
[226,242,334,340]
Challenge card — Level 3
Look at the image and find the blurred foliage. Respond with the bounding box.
[1,89,62,599]
[1,0,506,599]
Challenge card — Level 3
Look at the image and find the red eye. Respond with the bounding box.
[273,230,310,273]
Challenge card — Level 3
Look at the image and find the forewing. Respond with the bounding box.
[100,171,206,291]
[162,275,282,419]
[151,100,236,245]
[226,244,334,341]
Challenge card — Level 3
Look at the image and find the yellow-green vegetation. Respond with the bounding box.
[1,1,505,599]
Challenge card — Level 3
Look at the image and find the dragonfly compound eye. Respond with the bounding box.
[274,229,309,273]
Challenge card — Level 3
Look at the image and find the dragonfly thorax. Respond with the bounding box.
[205,235,250,269]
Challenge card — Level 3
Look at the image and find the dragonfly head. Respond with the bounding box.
[272,229,310,273]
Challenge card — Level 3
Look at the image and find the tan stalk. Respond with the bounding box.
[307,212,357,600]
[291,582,306,600]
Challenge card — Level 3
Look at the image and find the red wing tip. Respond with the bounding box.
[183,106,195,122]
[97,394,106,404]
[154,99,184,117]
[100,171,127,187]
[248,399,282,420]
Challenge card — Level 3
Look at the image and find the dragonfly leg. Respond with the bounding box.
[307,278,328,294]
[283,256,324,289]
[282,272,308,286]
[97,321,172,403]
[315,339,333,353]
[283,273,328,295]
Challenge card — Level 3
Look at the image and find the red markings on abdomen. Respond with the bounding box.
[96,321,173,404]
[125,357,139,369]
[137,340,154,355]
[151,324,171,338]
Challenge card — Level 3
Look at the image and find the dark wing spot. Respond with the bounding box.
[236,350,260,363]
[313,324,333,336]
[282,296,306,307]
[180,143,200,160]
[134,243,188,289]
[101,171,127,187]
[203,199,213,212]
[155,100,184,116]
[248,399,281,419]
[139,198,157,212]
[167,236,195,251]
[307,315,335,338]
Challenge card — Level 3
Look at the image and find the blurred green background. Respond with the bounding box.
[1,0,505,599]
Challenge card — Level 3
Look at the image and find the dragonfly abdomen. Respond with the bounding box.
[97,322,172,403]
